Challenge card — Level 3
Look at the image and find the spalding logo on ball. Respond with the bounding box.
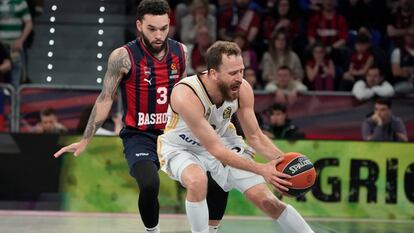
[276,152,317,197]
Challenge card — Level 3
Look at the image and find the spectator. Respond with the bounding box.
[179,0,216,45]
[305,42,335,90]
[32,108,67,134]
[387,0,414,47]
[218,0,261,43]
[244,67,261,90]
[262,0,299,42]
[265,66,307,105]
[0,0,33,88]
[263,103,305,140]
[0,41,12,84]
[187,25,213,74]
[391,24,414,94]
[261,29,304,82]
[299,0,323,13]
[233,33,259,72]
[362,98,408,141]
[352,66,395,100]
[340,33,374,91]
[307,0,348,66]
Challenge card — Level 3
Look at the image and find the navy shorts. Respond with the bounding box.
[119,127,162,174]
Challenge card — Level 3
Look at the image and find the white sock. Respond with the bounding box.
[185,199,209,233]
[209,225,219,233]
[277,205,314,233]
[145,224,160,233]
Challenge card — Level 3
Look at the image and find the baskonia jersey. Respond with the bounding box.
[121,38,185,130]
[159,74,239,152]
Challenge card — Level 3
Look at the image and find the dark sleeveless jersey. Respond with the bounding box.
[121,38,185,130]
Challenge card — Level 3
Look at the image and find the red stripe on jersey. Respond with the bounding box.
[138,58,150,130]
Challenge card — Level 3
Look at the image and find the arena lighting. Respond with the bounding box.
[98,29,104,35]
[51,5,57,11]
[46,76,52,82]
[50,16,55,22]
[97,65,103,71]
[47,64,53,70]
[99,6,105,12]
[97,53,102,59]
[96,78,102,84]
[98,18,104,24]
[48,51,53,57]
[49,40,54,46]
[49,27,55,33]
[97,41,103,47]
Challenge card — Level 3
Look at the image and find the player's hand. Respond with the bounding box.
[260,158,292,192]
[53,139,88,158]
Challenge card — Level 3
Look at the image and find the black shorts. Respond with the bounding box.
[119,127,162,175]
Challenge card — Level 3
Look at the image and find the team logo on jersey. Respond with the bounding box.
[144,66,151,76]
[170,63,178,75]
[223,106,232,119]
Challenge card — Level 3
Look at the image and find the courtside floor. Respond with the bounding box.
[0,210,413,233]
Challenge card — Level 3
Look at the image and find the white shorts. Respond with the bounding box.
[159,137,265,193]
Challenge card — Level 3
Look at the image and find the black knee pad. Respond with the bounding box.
[206,172,229,220]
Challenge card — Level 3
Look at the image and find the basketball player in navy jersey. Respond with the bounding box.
[54,1,227,233]
[158,41,314,233]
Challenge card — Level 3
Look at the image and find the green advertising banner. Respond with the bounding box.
[59,136,414,220]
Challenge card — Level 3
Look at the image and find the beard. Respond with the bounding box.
[141,32,167,55]
[218,80,239,101]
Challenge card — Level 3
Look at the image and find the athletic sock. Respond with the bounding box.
[185,199,209,233]
[209,225,220,233]
[276,204,314,233]
[145,224,160,233]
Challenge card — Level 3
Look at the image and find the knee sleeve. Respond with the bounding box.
[206,172,228,220]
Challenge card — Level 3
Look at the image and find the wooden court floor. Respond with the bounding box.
[0,210,413,233]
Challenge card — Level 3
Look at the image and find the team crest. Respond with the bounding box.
[171,63,178,75]
[223,106,232,119]
[144,66,151,76]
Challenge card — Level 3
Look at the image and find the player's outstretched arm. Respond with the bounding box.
[53,48,130,158]
[237,80,284,161]
[170,84,291,190]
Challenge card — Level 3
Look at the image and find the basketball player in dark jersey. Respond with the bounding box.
[54,1,227,232]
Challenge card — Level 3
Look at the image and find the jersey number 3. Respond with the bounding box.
[157,87,167,104]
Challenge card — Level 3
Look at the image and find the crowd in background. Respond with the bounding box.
[0,0,411,142]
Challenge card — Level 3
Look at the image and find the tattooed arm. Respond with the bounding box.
[54,47,131,157]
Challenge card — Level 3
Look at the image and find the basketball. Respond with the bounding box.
[275,152,317,197]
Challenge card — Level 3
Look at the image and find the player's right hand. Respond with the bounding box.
[53,140,88,158]
[260,158,292,192]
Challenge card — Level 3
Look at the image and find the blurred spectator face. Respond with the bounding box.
[136,14,169,54]
[276,68,292,88]
[196,26,212,47]
[355,41,370,54]
[270,109,286,126]
[234,35,247,50]
[278,0,290,16]
[374,103,391,121]
[312,45,325,62]
[236,0,250,7]
[405,27,414,47]
[244,68,256,87]
[322,0,336,11]
[40,114,58,133]
[274,33,287,50]
[192,0,209,17]
[366,68,381,87]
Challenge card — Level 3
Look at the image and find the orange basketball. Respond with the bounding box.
[275,152,317,197]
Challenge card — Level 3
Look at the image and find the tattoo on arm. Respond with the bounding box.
[83,48,131,139]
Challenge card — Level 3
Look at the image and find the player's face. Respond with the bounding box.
[216,55,244,101]
[137,14,170,55]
